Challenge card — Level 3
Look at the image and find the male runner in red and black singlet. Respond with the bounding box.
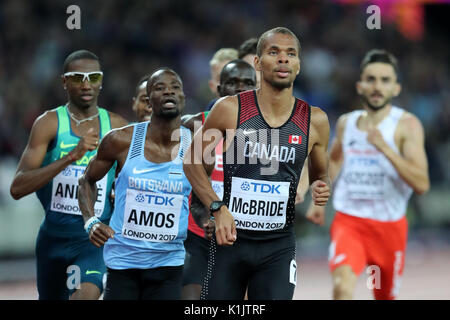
[184,27,331,300]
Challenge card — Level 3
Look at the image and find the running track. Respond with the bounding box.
[1,247,448,300]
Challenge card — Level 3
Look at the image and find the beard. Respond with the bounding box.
[156,107,182,119]
[269,78,293,90]
[361,94,391,112]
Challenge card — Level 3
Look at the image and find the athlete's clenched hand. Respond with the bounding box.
[213,206,236,246]
[310,180,330,206]
[306,203,326,226]
[89,222,115,248]
[71,127,99,160]
[203,219,215,241]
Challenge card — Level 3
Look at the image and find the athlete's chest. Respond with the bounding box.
[143,143,179,163]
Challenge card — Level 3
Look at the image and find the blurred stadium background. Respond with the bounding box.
[0,0,449,299]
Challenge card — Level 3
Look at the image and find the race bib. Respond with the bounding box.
[122,189,183,242]
[51,165,107,216]
[228,177,290,231]
[344,155,386,200]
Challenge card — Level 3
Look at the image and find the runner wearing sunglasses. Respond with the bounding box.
[10,50,128,300]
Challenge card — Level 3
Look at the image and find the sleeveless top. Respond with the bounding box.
[103,122,192,269]
[333,106,413,221]
[222,90,310,240]
[36,105,115,237]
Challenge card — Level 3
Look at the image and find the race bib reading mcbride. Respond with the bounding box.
[229,177,290,231]
[122,189,183,242]
[51,165,107,216]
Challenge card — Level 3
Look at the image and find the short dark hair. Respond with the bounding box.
[147,67,182,95]
[134,74,151,97]
[63,50,100,73]
[238,38,258,59]
[219,59,255,84]
[360,49,399,76]
[256,27,301,57]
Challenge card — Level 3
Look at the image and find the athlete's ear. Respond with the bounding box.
[296,59,301,76]
[62,75,67,90]
[356,80,363,95]
[393,83,401,97]
[132,97,137,112]
[254,55,262,72]
[217,85,222,97]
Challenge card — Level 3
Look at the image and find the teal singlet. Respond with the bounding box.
[36,105,116,237]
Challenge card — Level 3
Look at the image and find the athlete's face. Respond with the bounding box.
[357,62,401,111]
[147,71,185,119]
[218,65,257,97]
[209,61,230,97]
[132,81,152,122]
[241,53,260,87]
[255,33,300,90]
[63,59,102,110]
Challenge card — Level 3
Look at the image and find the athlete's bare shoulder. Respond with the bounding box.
[181,112,203,132]
[107,110,130,128]
[29,109,60,142]
[212,95,239,111]
[399,110,423,127]
[336,112,351,131]
[309,106,330,145]
[310,106,329,127]
[397,110,425,138]
[99,123,134,156]
[206,95,239,131]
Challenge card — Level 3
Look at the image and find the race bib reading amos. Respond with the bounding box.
[122,188,183,242]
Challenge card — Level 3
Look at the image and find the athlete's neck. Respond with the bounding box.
[67,101,99,118]
[148,117,181,146]
[362,103,392,128]
[256,84,295,126]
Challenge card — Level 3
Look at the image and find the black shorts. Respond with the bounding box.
[183,230,210,286]
[103,265,183,300]
[201,230,297,300]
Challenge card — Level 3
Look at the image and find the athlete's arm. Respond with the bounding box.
[190,192,214,240]
[367,112,429,194]
[295,159,309,204]
[10,111,98,199]
[183,96,237,246]
[305,113,346,225]
[108,111,130,129]
[182,112,215,239]
[181,113,203,133]
[327,114,347,181]
[302,107,331,226]
[78,128,130,247]
[308,107,331,203]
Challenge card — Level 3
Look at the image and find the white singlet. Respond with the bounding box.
[332,106,413,221]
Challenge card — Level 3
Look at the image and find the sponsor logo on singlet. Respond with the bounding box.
[344,147,386,200]
[229,177,290,231]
